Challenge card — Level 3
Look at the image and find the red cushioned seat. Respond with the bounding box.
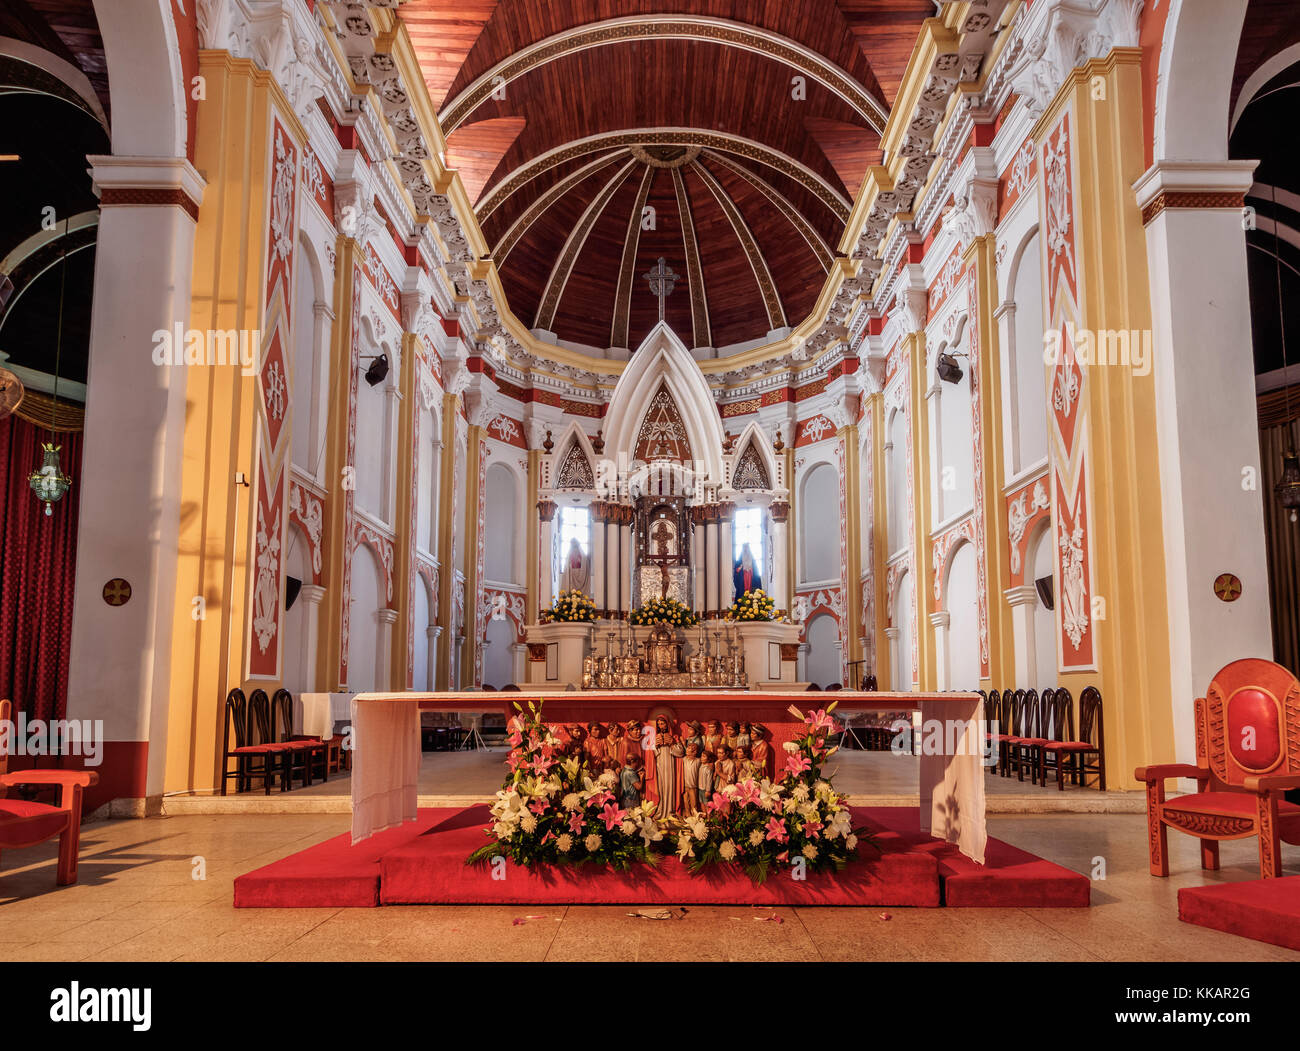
[1044,740,1093,751]
[1163,791,1300,821]
[0,800,69,843]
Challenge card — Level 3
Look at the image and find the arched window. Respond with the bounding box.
[733,506,764,566]
[558,504,591,556]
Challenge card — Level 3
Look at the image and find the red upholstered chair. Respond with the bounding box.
[220,688,291,795]
[1136,659,1300,879]
[0,699,99,885]
[1006,688,1047,784]
[1041,686,1106,790]
[271,689,331,783]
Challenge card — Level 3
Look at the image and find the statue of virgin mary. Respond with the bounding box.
[561,537,591,594]
[732,542,762,597]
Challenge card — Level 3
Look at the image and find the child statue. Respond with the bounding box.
[619,751,644,810]
[697,752,715,810]
[682,742,702,814]
[750,723,770,778]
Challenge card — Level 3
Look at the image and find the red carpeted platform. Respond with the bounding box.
[233,806,1089,909]
[1178,876,1300,951]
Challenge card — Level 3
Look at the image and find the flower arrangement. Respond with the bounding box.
[726,588,784,623]
[467,699,662,870]
[540,589,597,623]
[630,595,699,628]
[673,701,868,884]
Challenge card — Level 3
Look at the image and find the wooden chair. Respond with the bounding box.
[271,689,331,782]
[221,688,286,794]
[1006,688,1046,784]
[1136,659,1300,878]
[1041,686,1105,790]
[0,699,99,885]
[984,689,1009,775]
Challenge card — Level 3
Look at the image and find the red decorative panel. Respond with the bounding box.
[793,376,828,401]
[997,135,1036,222]
[301,141,335,221]
[1004,474,1050,588]
[248,118,298,679]
[363,243,401,320]
[794,414,836,446]
[926,245,964,320]
[485,412,527,448]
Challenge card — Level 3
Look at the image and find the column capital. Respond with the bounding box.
[88,155,205,220]
[1133,160,1258,226]
[769,500,789,523]
[1003,584,1039,608]
[299,584,327,604]
[377,608,400,625]
[929,611,951,629]
[884,627,901,640]
[537,498,557,520]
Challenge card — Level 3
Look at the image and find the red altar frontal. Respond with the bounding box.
[350,689,989,864]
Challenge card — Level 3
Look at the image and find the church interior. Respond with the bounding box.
[1,0,1300,977]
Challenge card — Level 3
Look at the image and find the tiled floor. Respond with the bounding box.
[0,808,1295,962]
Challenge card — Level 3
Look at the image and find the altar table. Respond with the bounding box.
[349,690,987,864]
[297,692,354,741]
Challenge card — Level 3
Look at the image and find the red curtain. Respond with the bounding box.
[0,414,82,722]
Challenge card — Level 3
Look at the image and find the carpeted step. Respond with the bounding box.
[1178,876,1300,951]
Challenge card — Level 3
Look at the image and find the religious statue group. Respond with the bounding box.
[553,717,772,817]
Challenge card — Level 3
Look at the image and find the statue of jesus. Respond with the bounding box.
[561,537,590,594]
[733,542,762,597]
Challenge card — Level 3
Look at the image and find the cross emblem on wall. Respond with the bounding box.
[102,578,132,606]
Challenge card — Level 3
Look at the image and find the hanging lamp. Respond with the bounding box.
[28,220,72,516]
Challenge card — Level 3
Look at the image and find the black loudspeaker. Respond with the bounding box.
[1035,574,1054,611]
[285,575,302,611]
[364,353,389,386]
[936,352,964,384]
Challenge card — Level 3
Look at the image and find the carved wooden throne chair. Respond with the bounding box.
[1136,659,1300,879]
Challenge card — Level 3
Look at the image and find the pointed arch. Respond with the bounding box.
[603,321,725,483]
[548,420,599,492]
[729,420,781,492]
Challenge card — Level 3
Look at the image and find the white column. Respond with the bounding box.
[712,515,722,616]
[538,501,555,607]
[885,626,901,691]
[426,625,442,691]
[65,156,204,800]
[1004,585,1038,690]
[929,611,951,690]
[770,505,789,610]
[591,506,607,614]
[605,514,621,615]
[620,513,632,615]
[720,506,735,610]
[299,584,327,691]
[376,608,399,689]
[692,513,706,611]
[1134,161,1273,764]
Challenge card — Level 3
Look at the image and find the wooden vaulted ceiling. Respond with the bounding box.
[401,0,935,351]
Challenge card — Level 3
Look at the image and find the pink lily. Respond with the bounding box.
[776,851,789,863]
[706,792,732,816]
[568,812,584,835]
[601,802,628,832]
[765,816,789,843]
[588,789,613,809]
[507,730,523,748]
[807,709,837,733]
[803,819,823,839]
[528,799,549,816]
[785,753,811,776]
[733,779,761,807]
